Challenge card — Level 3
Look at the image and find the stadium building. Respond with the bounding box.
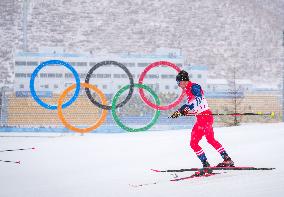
[14,47,208,96]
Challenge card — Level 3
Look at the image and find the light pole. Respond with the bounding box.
[282,30,284,122]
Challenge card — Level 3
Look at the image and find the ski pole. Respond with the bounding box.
[209,112,275,118]
[0,159,20,164]
[169,112,275,118]
[0,147,35,153]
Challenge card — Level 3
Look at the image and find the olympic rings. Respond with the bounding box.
[30,60,80,110]
[29,59,183,132]
[85,61,134,110]
[112,84,160,132]
[57,83,108,133]
[138,61,185,110]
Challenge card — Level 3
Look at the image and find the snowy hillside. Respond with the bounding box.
[0,122,284,197]
[0,0,284,87]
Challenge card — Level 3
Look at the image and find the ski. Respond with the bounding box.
[171,172,220,182]
[129,172,221,187]
[151,166,275,173]
[0,159,21,164]
[0,147,35,153]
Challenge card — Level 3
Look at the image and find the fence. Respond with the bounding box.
[0,89,281,133]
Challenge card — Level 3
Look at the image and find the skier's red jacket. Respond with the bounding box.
[178,81,211,116]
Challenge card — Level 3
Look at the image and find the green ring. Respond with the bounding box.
[111,83,161,132]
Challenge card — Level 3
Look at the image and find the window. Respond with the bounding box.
[89,62,97,67]
[37,73,63,78]
[56,73,62,78]
[15,61,26,66]
[79,73,87,78]
[19,84,24,89]
[94,74,111,78]
[48,73,56,78]
[120,74,127,78]
[165,85,169,90]
[102,85,107,89]
[197,74,202,78]
[113,74,127,78]
[40,73,48,78]
[138,63,150,67]
[161,74,175,79]
[104,74,111,78]
[97,74,103,78]
[69,62,76,67]
[65,73,73,78]
[54,84,58,89]
[15,73,26,78]
[90,62,111,67]
[123,63,135,67]
[44,84,49,89]
[146,74,159,79]
[65,83,72,87]
[76,62,87,66]
[161,75,167,79]
[27,61,38,66]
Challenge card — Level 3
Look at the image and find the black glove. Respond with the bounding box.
[178,104,194,116]
[169,110,182,118]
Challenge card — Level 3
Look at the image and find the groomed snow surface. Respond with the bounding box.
[1,123,284,197]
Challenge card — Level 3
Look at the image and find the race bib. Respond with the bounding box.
[186,96,209,114]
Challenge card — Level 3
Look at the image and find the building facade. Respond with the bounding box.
[14,48,208,96]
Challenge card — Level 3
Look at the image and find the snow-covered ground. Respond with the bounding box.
[1,123,284,197]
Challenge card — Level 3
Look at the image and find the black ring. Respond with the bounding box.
[85,61,134,110]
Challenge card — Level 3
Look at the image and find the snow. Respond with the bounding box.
[1,123,284,197]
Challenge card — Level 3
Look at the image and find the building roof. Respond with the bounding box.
[15,51,81,58]
[207,78,255,85]
[118,53,183,60]
[205,91,244,98]
[207,78,228,85]
[15,50,184,60]
[235,79,253,85]
[189,65,208,71]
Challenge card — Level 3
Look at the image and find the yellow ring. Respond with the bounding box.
[57,83,108,133]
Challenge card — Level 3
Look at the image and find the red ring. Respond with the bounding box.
[138,61,185,110]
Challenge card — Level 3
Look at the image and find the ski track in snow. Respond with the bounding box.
[0,123,284,197]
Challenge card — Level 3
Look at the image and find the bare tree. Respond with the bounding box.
[219,65,244,126]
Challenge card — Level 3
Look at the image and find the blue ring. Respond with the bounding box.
[29,60,81,110]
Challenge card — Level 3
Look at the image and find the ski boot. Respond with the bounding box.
[216,156,235,167]
[195,160,212,176]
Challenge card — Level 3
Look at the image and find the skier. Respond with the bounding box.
[170,70,234,169]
